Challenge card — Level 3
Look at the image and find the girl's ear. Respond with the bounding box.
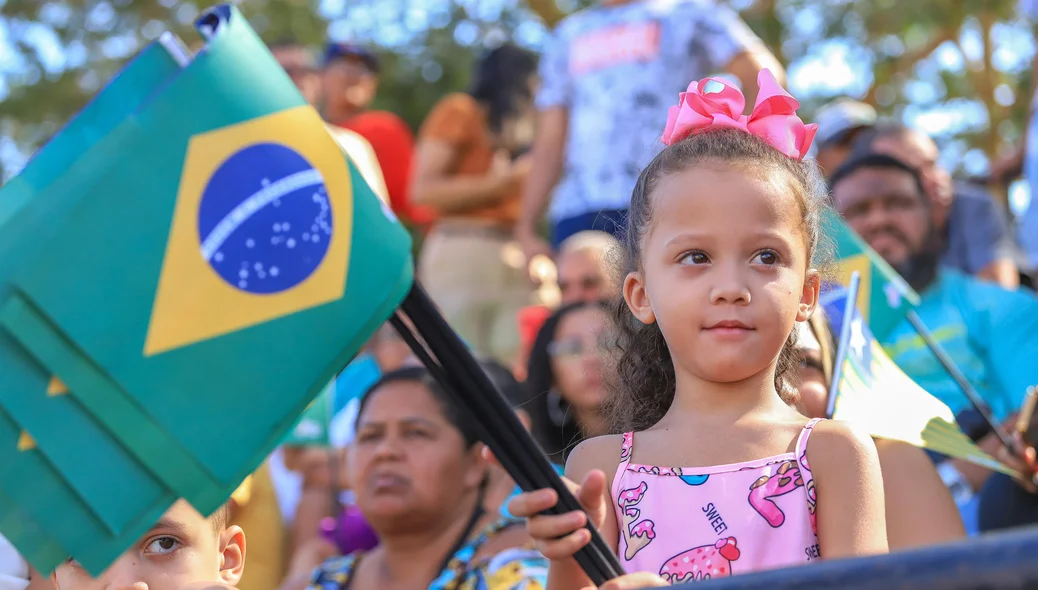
[797,270,821,322]
[623,271,656,325]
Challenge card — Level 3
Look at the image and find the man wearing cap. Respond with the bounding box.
[813,98,877,177]
[268,41,392,213]
[322,43,431,229]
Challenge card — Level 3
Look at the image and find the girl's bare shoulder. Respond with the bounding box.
[565,434,627,481]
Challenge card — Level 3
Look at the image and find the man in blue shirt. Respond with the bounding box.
[830,153,1038,505]
[831,153,1038,422]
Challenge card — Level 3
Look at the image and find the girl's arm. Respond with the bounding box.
[809,421,889,559]
[546,436,622,590]
[873,439,965,550]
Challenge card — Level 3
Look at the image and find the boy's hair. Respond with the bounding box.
[209,503,231,531]
[607,128,831,433]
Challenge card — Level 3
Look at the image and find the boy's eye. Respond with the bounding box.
[680,251,710,265]
[145,536,181,555]
[752,250,779,265]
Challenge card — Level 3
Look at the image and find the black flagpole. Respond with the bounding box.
[392,283,625,586]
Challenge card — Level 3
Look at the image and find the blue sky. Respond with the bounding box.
[1,0,1036,213]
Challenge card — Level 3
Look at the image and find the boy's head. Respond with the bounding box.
[52,500,244,590]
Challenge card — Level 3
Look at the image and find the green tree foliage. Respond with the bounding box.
[1,0,1034,191]
[736,0,1033,188]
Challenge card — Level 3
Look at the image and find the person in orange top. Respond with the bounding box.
[321,43,431,227]
[410,43,540,366]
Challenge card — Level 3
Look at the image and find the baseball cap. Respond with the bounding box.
[322,42,380,73]
[814,99,877,147]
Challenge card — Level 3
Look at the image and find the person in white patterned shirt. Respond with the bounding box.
[515,0,784,272]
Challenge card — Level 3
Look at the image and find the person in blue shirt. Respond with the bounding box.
[829,152,1038,498]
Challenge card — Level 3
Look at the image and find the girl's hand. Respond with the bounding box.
[482,447,610,561]
[506,469,609,560]
[599,573,670,589]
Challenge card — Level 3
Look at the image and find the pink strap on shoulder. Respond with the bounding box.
[618,431,635,466]
[611,432,637,515]
[795,418,822,534]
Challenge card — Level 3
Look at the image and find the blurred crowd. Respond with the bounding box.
[256,3,1038,585]
[6,1,1038,589]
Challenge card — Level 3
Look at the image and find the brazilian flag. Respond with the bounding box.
[0,5,412,575]
[822,209,919,340]
[825,284,1013,476]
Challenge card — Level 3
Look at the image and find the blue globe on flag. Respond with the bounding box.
[197,143,333,294]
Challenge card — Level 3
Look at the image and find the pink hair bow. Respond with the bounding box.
[660,69,818,160]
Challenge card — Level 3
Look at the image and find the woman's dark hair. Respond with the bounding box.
[525,300,610,463]
[608,128,832,433]
[468,43,538,135]
[479,358,526,408]
[355,366,481,447]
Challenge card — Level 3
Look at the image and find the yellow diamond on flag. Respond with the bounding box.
[17,431,36,451]
[144,106,354,356]
[47,376,68,396]
[835,253,872,323]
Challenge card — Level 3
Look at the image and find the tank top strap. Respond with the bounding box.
[795,418,823,534]
[611,432,636,504]
[618,431,635,469]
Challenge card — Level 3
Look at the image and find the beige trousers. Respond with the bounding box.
[418,223,535,367]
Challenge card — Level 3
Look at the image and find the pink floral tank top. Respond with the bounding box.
[611,418,822,583]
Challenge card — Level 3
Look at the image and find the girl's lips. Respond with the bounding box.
[703,321,754,339]
[704,319,753,330]
[705,327,753,338]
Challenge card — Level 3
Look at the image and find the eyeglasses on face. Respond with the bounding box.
[547,333,613,359]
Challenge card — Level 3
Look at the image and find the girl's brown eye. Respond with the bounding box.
[753,250,779,265]
[681,251,709,265]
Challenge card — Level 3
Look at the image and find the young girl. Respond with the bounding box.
[507,70,888,588]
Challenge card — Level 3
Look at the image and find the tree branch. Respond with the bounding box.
[898,29,956,73]
[523,0,567,27]
[864,29,955,108]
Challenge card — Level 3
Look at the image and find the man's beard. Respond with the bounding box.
[892,230,943,293]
